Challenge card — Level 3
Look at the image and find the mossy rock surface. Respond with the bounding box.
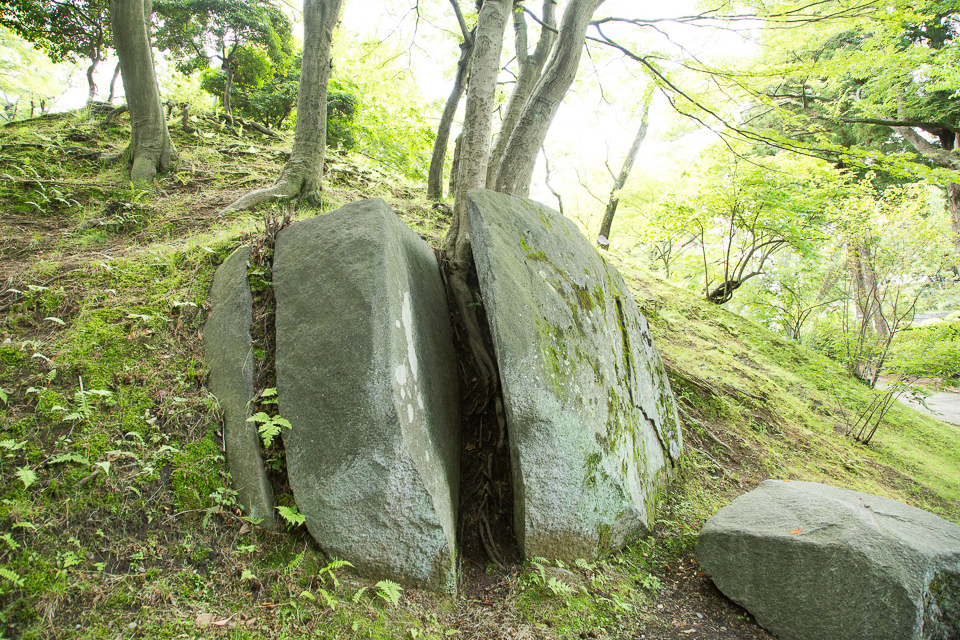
[203,245,275,528]
[466,189,682,562]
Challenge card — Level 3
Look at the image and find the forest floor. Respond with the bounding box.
[0,109,957,640]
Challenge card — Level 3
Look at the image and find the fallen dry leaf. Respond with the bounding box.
[195,613,215,627]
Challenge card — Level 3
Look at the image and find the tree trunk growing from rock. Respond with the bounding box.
[110,0,174,182]
[492,0,604,196]
[444,0,509,397]
[221,0,344,213]
[448,133,463,197]
[484,0,557,189]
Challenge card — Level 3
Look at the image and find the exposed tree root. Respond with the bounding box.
[448,264,498,406]
[220,173,320,215]
[444,209,499,406]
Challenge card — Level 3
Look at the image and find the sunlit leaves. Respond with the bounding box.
[15,466,36,489]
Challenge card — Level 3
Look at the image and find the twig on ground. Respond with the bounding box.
[679,408,735,455]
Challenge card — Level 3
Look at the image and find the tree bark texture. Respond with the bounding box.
[108,62,121,103]
[86,57,100,105]
[492,0,603,196]
[444,0,509,398]
[223,56,234,117]
[848,240,888,337]
[221,0,344,213]
[427,37,472,201]
[110,0,174,182]
[448,133,463,197]
[948,182,960,262]
[448,0,509,248]
[598,89,652,248]
[484,0,557,189]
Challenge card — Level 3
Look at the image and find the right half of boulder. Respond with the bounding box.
[466,189,682,563]
[696,479,960,640]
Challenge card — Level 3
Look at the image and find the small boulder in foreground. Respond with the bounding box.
[696,479,960,640]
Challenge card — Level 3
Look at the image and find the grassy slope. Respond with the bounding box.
[0,111,956,640]
[615,259,960,521]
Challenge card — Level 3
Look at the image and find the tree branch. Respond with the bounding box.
[893,126,960,170]
[811,114,960,135]
[448,0,473,44]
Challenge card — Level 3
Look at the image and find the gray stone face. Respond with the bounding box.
[274,198,460,592]
[203,246,276,529]
[466,189,682,562]
[696,480,960,640]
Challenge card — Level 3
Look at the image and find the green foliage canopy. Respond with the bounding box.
[744,0,960,183]
[637,147,845,303]
[152,0,293,114]
[0,0,110,67]
[0,26,70,115]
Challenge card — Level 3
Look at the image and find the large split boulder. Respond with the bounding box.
[466,189,682,562]
[273,198,460,592]
[696,480,960,640]
[203,246,276,528]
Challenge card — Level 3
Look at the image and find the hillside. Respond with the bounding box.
[1,110,957,640]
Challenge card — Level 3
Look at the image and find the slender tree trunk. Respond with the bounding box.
[448,133,463,197]
[444,0,509,397]
[222,0,344,213]
[223,43,239,118]
[108,62,121,103]
[598,88,652,249]
[485,0,557,188]
[948,182,960,263]
[110,0,174,182]
[223,58,233,117]
[859,241,887,337]
[848,240,887,337]
[86,29,105,106]
[427,37,472,201]
[86,57,100,105]
[492,0,603,196]
[542,146,563,214]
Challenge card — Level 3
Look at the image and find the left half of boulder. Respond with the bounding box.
[274,198,461,592]
[203,246,277,529]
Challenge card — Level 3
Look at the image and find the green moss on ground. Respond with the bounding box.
[1,109,957,640]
